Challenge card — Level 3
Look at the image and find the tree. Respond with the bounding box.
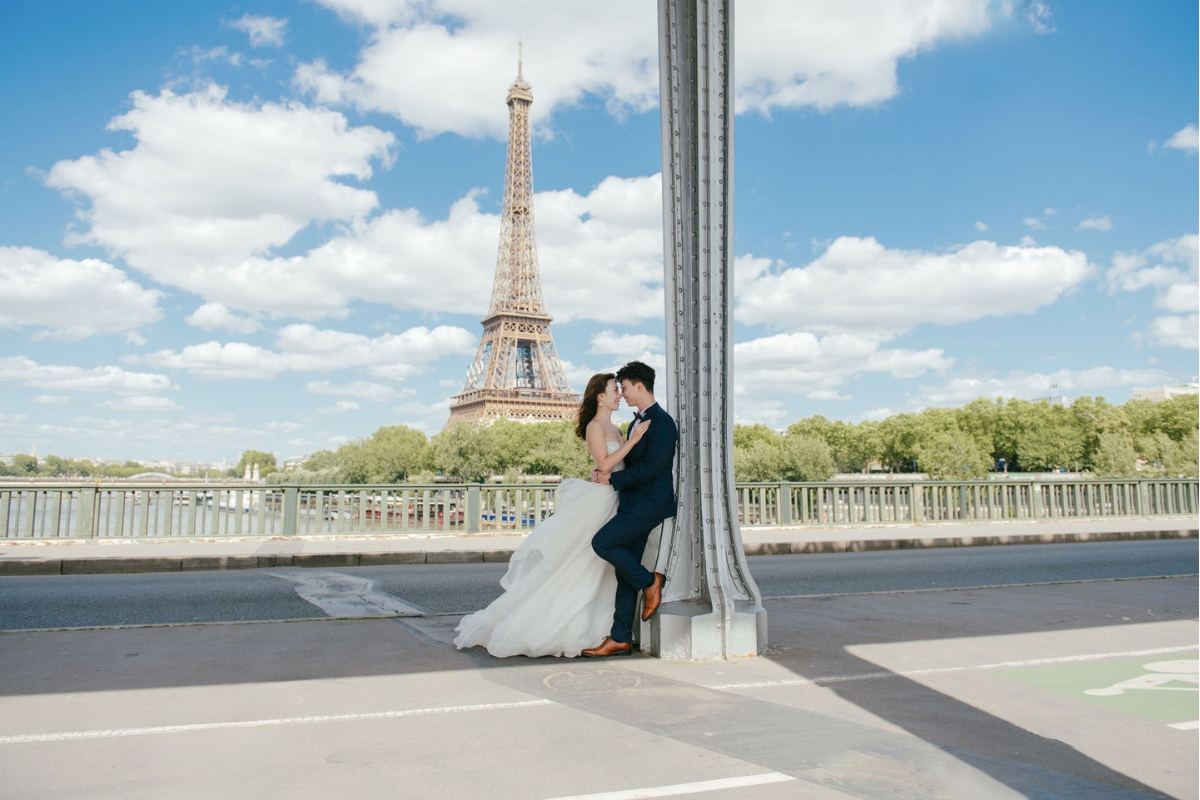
[879,409,956,472]
[836,421,883,473]
[956,397,1002,458]
[524,422,593,478]
[11,454,37,475]
[1092,431,1139,478]
[1013,403,1086,471]
[41,455,69,477]
[788,416,881,473]
[1070,395,1132,471]
[236,450,277,477]
[778,434,835,481]
[918,429,991,480]
[1155,393,1200,442]
[303,450,338,471]
[1139,430,1199,478]
[485,419,543,476]
[430,423,502,482]
[733,423,779,450]
[734,440,782,482]
[365,425,428,482]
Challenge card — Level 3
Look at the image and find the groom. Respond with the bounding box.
[583,361,678,658]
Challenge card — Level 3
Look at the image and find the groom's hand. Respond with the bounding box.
[591,468,611,485]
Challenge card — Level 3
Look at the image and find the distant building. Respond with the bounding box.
[283,455,310,471]
[1132,382,1200,402]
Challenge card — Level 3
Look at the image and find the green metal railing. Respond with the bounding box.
[0,478,1195,540]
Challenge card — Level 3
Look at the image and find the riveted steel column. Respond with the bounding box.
[649,0,766,659]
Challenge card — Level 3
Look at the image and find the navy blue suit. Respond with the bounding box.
[591,402,678,643]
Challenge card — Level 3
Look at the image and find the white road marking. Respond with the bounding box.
[707,645,1200,690]
[0,700,555,745]
[544,772,796,799]
[267,568,423,617]
[1167,720,1199,730]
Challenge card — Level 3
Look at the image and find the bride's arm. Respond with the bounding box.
[586,419,650,472]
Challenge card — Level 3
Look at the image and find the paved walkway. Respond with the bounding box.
[0,517,1194,575]
[0,576,1194,798]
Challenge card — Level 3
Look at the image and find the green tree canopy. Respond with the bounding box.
[918,429,992,480]
[236,450,277,477]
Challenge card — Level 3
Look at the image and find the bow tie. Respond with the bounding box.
[631,410,645,424]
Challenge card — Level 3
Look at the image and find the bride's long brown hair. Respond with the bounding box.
[575,373,616,440]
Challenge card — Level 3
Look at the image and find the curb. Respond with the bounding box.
[741,528,1199,555]
[0,528,1193,577]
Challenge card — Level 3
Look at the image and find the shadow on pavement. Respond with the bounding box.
[755,578,1197,798]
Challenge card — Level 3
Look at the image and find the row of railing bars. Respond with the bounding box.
[0,478,1195,539]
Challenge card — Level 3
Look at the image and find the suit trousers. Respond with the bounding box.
[591,511,659,643]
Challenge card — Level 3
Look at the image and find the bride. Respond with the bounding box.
[453,372,649,658]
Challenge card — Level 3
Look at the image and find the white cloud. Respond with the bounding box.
[130,175,663,323]
[917,366,1169,406]
[1106,234,1198,348]
[1025,1,1056,34]
[125,331,147,346]
[104,396,182,412]
[391,398,453,432]
[1137,315,1198,350]
[733,331,953,397]
[305,380,402,402]
[588,330,665,370]
[265,421,305,433]
[0,357,175,394]
[1023,216,1047,230]
[317,400,360,414]
[1044,207,1057,216]
[31,395,70,405]
[144,324,476,380]
[806,390,852,401]
[45,84,395,303]
[735,237,1090,337]
[1164,124,1198,154]
[1077,215,1113,232]
[1019,235,1038,247]
[0,247,162,340]
[974,221,988,232]
[186,46,243,67]
[186,302,262,334]
[733,396,788,426]
[225,14,288,47]
[299,0,997,138]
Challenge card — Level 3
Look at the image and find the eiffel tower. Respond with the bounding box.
[446,52,578,427]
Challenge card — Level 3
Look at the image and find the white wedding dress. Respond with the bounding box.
[453,441,622,658]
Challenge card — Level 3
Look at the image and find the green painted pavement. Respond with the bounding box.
[995,657,1199,723]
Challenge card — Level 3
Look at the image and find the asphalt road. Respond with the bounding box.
[0,539,1195,631]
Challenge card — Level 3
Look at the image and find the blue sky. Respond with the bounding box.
[0,0,1196,464]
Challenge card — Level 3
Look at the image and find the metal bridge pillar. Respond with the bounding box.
[647,0,766,659]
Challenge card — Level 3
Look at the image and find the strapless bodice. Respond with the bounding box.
[607,440,625,472]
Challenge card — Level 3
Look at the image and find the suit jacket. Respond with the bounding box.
[609,402,678,521]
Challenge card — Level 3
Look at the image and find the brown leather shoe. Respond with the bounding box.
[641,572,665,621]
[581,637,632,658]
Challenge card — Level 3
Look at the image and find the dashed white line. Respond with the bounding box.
[544,772,796,799]
[0,699,555,744]
[707,645,1200,690]
[1168,720,1199,730]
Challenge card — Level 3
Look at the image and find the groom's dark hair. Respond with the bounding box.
[616,361,655,394]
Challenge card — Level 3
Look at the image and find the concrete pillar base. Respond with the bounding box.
[642,599,767,660]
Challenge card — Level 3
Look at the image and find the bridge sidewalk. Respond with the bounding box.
[0,516,1194,575]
